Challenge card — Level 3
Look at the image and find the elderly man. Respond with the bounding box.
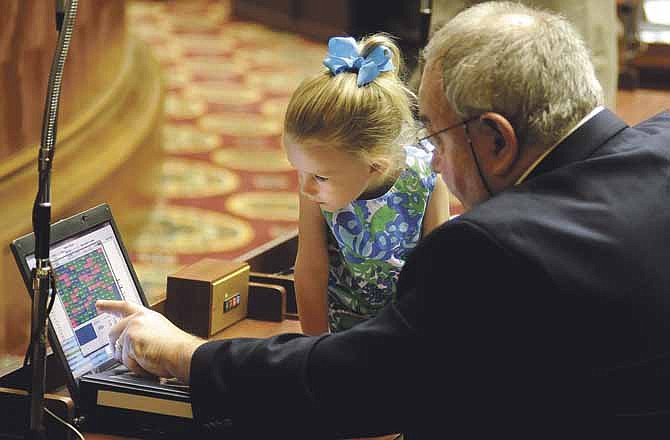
[98,2,670,438]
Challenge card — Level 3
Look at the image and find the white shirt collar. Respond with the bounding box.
[515,106,604,185]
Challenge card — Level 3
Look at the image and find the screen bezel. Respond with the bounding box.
[9,203,149,404]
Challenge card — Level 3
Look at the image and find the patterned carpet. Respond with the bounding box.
[123,0,315,303]
[123,0,465,305]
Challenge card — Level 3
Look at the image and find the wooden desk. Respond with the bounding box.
[86,317,398,440]
[212,317,302,339]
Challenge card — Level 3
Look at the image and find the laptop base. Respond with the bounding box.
[79,368,197,439]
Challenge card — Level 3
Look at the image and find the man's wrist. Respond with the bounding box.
[171,335,206,384]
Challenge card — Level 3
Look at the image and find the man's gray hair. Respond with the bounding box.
[423,1,604,150]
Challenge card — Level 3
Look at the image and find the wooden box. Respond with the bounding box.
[166,259,250,337]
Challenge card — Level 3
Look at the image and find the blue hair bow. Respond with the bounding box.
[323,37,394,87]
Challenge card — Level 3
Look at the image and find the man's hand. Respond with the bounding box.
[96,300,205,384]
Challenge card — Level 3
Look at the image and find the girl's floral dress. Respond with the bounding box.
[322,145,437,332]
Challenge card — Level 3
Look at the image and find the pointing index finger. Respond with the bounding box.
[96,300,143,318]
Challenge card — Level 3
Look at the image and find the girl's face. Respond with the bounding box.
[283,136,379,211]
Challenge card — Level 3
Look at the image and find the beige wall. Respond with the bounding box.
[428,0,619,109]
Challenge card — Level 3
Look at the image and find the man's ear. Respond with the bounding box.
[479,112,519,176]
[370,158,392,175]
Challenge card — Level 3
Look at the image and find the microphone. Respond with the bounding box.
[55,0,65,31]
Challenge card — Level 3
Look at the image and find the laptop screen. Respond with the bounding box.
[18,207,145,381]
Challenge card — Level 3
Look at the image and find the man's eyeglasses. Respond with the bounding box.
[413,116,479,152]
[412,114,494,196]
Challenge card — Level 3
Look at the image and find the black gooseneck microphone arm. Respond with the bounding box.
[27,1,78,438]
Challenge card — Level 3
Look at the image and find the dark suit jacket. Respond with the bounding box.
[189,109,670,439]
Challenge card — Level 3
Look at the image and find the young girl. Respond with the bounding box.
[283,34,450,335]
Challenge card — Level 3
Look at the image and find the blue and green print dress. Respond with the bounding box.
[322,145,437,332]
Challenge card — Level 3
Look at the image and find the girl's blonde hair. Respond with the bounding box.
[284,34,416,174]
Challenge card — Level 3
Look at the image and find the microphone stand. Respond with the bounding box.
[26,1,78,438]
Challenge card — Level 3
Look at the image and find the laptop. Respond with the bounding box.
[10,204,194,436]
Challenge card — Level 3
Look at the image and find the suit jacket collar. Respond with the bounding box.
[526,108,628,181]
